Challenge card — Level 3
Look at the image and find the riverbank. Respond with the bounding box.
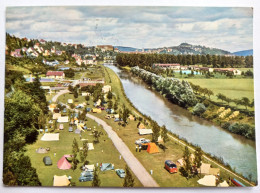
[100,65,256,186]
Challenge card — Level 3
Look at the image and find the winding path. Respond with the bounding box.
[52,89,70,102]
[86,113,159,187]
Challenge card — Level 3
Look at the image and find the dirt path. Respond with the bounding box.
[52,90,70,102]
[86,113,159,187]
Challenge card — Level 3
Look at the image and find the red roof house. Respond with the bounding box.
[46,71,65,79]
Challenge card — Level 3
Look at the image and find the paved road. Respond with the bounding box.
[52,90,70,102]
[86,113,159,187]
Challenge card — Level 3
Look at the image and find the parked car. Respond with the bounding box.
[165,160,178,174]
[135,138,151,145]
[79,171,94,182]
[115,169,126,178]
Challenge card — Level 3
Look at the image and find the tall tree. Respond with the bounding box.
[123,165,135,187]
[161,125,169,152]
[92,166,101,187]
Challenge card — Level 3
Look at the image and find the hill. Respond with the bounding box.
[233,49,253,56]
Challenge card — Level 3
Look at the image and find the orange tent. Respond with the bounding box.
[146,143,159,154]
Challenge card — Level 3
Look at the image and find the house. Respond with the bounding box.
[64,60,70,64]
[46,71,65,79]
[153,63,181,70]
[57,116,69,123]
[102,85,111,93]
[51,46,56,53]
[55,50,63,56]
[39,39,46,44]
[10,49,22,57]
[43,50,50,56]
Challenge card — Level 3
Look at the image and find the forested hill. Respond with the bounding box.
[233,49,253,56]
[115,43,232,55]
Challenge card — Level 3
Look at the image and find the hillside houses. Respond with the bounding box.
[153,63,181,70]
[10,49,22,57]
[46,71,65,79]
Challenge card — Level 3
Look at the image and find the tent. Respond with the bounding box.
[87,143,94,150]
[84,164,95,172]
[114,114,119,119]
[197,175,216,186]
[128,115,135,121]
[138,123,146,129]
[53,175,70,186]
[41,133,59,141]
[49,104,57,112]
[100,163,114,171]
[68,127,73,132]
[92,108,101,113]
[68,99,73,104]
[57,116,69,123]
[147,143,159,154]
[209,168,220,176]
[177,158,184,166]
[217,180,229,187]
[43,156,52,166]
[53,113,61,120]
[59,124,64,130]
[36,147,48,153]
[199,163,211,175]
[57,155,71,170]
[138,129,153,135]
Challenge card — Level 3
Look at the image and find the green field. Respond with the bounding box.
[186,78,254,102]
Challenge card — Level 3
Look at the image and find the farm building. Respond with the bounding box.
[46,71,65,79]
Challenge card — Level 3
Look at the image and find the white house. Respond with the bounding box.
[102,85,112,93]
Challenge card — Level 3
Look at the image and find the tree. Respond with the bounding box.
[64,68,75,78]
[68,85,74,92]
[85,95,90,103]
[161,125,169,151]
[74,89,78,99]
[206,89,214,99]
[194,147,203,176]
[108,100,113,109]
[92,166,101,187]
[71,154,78,171]
[123,165,135,187]
[122,104,130,124]
[151,120,160,142]
[217,93,226,103]
[80,141,88,163]
[72,138,79,154]
[107,90,113,100]
[192,103,206,116]
[241,97,250,109]
[114,101,118,111]
[180,146,192,179]
[93,131,101,143]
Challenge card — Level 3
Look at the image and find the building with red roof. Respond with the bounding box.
[46,71,65,79]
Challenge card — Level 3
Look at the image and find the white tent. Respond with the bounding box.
[199,163,211,174]
[53,113,61,120]
[217,180,229,187]
[197,175,216,186]
[84,164,95,172]
[53,175,70,186]
[41,133,59,141]
[68,99,73,104]
[87,143,94,150]
[138,129,153,135]
[177,158,184,166]
[57,116,69,123]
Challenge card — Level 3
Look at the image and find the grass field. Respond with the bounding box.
[186,78,254,104]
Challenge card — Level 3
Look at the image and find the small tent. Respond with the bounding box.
[92,108,101,113]
[138,129,153,135]
[177,158,184,166]
[43,156,52,166]
[100,163,114,171]
[128,115,135,121]
[138,123,146,129]
[87,143,94,150]
[41,133,59,141]
[57,155,71,170]
[36,147,48,153]
[84,164,95,172]
[147,143,159,154]
[199,163,211,175]
[114,114,119,119]
[197,175,216,186]
[57,116,69,123]
[53,113,61,120]
[68,127,73,132]
[53,175,70,186]
[68,99,73,104]
[217,180,229,187]
[59,124,64,130]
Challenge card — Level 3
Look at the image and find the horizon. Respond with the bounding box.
[6,6,253,52]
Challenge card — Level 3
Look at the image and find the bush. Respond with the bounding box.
[228,123,255,140]
[192,103,206,116]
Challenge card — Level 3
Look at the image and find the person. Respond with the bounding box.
[139,145,142,152]
[136,145,138,152]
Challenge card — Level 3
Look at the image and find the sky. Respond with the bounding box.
[6,6,253,52]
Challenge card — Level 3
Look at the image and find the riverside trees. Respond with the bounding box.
[131,66,198,108]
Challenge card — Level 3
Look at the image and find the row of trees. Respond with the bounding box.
[4,74,48,185]
[131,66,198,108]
[116,53,253,68]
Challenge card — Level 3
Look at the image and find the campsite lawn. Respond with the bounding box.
[25,116,142,187]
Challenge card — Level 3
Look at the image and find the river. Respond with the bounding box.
[105,64,257,181]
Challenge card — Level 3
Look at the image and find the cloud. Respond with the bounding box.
[5,6,253,52]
